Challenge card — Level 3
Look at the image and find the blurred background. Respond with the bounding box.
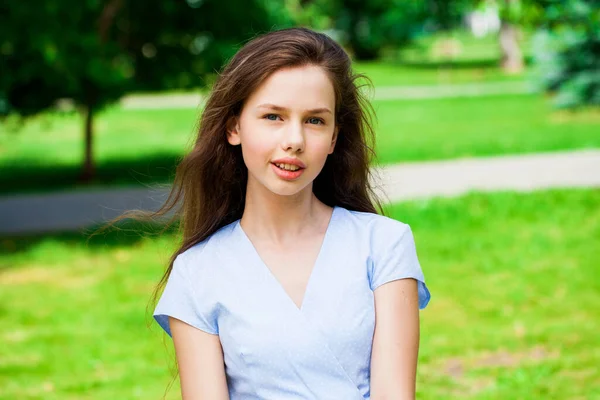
[0,0,598,398]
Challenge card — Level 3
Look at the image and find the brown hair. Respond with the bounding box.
[103,26,382,305]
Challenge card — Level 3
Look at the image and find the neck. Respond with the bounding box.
[240,182,329,244]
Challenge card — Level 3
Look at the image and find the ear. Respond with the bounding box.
[226,116,241,146]
[328,125,339,154]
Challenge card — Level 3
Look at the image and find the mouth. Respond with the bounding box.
[271,162,304,172]
[270,162,305,180]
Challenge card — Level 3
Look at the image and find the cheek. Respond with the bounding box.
[240,131,272,165]
[307,135,335,159]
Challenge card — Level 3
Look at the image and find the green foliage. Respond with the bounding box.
[427,0,473,31]
[0,0,289,117]
[285,0,334,31]
[308,0,430,60]
[474,0,546,26]
[531,0,600,108]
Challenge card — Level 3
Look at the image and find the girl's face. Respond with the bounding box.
[227,65,338,198]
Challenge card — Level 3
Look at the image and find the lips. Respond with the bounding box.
[271,157,307,169]
[270,162,305,180]
[272,162,302,171]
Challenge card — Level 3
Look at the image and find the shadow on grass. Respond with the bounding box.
[0,153,183,196]
[0,219,180,261]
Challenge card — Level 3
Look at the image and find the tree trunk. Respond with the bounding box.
[499,20,524,74]
[80,104,95,182]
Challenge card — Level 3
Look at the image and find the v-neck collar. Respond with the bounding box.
[235,206,339,312]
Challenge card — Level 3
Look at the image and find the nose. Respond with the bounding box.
[281,120,305,153]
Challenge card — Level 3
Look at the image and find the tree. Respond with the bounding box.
[293,0,430,61]
[531,0,600,108]
[340,0,431,60]
[0,0,290,181]
[426,0,474,32]
[498,0,527,73]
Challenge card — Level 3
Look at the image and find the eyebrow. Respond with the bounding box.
[256,103,332,115]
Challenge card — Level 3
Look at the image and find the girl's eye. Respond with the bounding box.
[263,114,324,125]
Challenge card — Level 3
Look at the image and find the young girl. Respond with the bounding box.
[152,27,430,399]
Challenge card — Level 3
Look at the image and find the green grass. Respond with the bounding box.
[0,108,197,194]
[1,188,598,399]
[388,189,600,399]
[1,94,598,195]
[353,61,528,87]
[373,95,600,164]
[352,61,527,87]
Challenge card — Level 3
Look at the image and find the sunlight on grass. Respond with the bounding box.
[352,61,527,87]
[388,189,600,399]
[373,94,600,163]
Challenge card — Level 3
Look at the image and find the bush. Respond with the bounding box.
[532,0,600,109]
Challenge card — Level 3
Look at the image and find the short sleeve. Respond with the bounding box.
[369,223,431,309]
[153,254,219,337]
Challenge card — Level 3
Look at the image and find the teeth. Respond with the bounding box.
[276,163,300,171]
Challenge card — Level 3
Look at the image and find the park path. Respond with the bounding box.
[120,80,532,109]
[1,149,598,235]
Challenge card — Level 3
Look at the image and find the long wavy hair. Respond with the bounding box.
[104,26,383,307]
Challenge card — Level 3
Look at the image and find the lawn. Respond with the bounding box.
[1,188,598,399]
[1,93,598,194]
[352,61,528,88]
[373,94,600,164]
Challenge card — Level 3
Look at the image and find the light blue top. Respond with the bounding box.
[154,206,431,399]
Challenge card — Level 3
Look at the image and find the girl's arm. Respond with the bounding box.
[370,278,420,400]
[170,317,230,400]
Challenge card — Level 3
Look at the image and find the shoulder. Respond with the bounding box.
[338,207,412,242]
[336,207,430,308]
[174,220,240,279]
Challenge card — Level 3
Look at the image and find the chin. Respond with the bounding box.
[267,184,308,197]
[247,169,315,197]
[265,179,313,197]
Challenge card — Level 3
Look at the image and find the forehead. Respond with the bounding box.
[245,65,335,110]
